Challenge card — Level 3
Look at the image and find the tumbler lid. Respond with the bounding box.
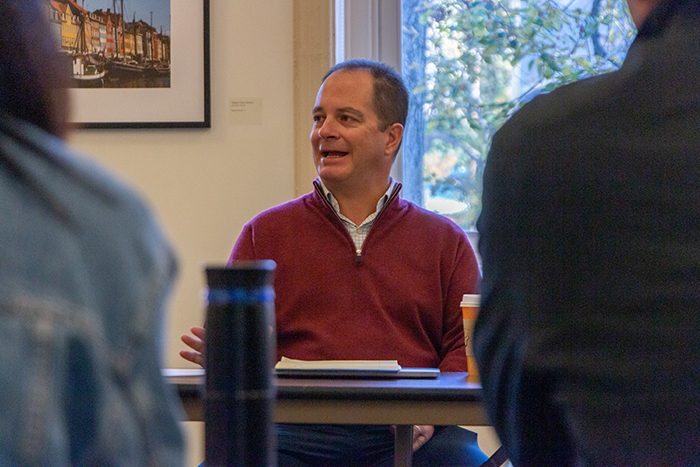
[204,260,276,289]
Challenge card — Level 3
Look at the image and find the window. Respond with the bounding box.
[339,0,635,231]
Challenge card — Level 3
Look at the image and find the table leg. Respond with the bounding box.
[394,424,413,467]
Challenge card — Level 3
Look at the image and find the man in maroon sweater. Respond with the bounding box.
[181,60,486,467]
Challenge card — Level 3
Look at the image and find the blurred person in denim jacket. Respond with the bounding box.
[0,0,184,465]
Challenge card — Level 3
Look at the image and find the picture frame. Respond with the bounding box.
[68,0,210,129]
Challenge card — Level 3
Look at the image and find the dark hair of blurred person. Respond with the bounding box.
[0,0,69,138]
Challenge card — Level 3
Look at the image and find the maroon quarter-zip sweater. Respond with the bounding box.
[228,181,480,371]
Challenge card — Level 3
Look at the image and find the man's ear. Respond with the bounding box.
[384,123,404,157]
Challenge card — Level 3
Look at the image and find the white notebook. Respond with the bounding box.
[274,357,439,379]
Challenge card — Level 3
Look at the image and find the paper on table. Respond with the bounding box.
[161,368,205,377]
[275,357,401,371]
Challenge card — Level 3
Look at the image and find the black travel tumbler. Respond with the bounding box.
[204,261,277,467]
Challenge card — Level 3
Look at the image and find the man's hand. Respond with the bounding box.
[413,425,434,451]
[392,424,435,451]
[180,326,205,367]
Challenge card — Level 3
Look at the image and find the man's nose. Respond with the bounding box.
[318,118,339,139]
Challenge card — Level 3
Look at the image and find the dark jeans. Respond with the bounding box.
[276,423,489,467]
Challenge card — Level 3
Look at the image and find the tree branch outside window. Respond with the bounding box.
[402,0,635,230]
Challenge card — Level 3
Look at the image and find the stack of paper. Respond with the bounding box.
[275,357,401,371]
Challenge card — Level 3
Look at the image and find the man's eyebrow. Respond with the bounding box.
[312,106,324,115]
[336,107,364,119]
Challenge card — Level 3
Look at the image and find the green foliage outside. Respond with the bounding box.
[404,0,635,230]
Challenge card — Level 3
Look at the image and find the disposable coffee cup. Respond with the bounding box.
[460,294,480,378]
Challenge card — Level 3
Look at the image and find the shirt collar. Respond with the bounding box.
[318,177,397,217]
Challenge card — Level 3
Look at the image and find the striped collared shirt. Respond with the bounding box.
[318,178,397,251]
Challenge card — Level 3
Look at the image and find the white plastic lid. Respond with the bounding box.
[460,294,481,308]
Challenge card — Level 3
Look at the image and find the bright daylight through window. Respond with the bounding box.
[399,0,635,231]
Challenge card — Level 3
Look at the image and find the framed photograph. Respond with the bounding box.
[60,0,210,129]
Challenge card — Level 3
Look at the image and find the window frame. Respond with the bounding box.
[336,0,406,184]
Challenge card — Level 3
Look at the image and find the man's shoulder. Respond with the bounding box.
[1,113,164,240]
[503,71,618,138]
[488,67,631,169]
[392,198,469,238]
[246,191,321,225]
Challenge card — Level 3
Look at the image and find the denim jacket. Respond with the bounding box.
[0,111,184,466]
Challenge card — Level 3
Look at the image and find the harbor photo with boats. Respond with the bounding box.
[47,0,170,88]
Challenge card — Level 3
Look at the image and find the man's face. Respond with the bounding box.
[310,70,402,193]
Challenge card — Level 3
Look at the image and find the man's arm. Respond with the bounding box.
[438,233,480,372]
[228,223,256,263]
[180,223,256,367]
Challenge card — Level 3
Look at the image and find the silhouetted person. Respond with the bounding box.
[475,0,700,465]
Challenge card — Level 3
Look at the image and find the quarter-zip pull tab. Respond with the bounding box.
[355,248,362,264]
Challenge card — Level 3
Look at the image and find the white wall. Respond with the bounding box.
[68,1,295,373]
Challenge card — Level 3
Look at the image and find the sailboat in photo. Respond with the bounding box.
[51,0,107,87]
[105,2,147,81]
[71,53,107,86]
